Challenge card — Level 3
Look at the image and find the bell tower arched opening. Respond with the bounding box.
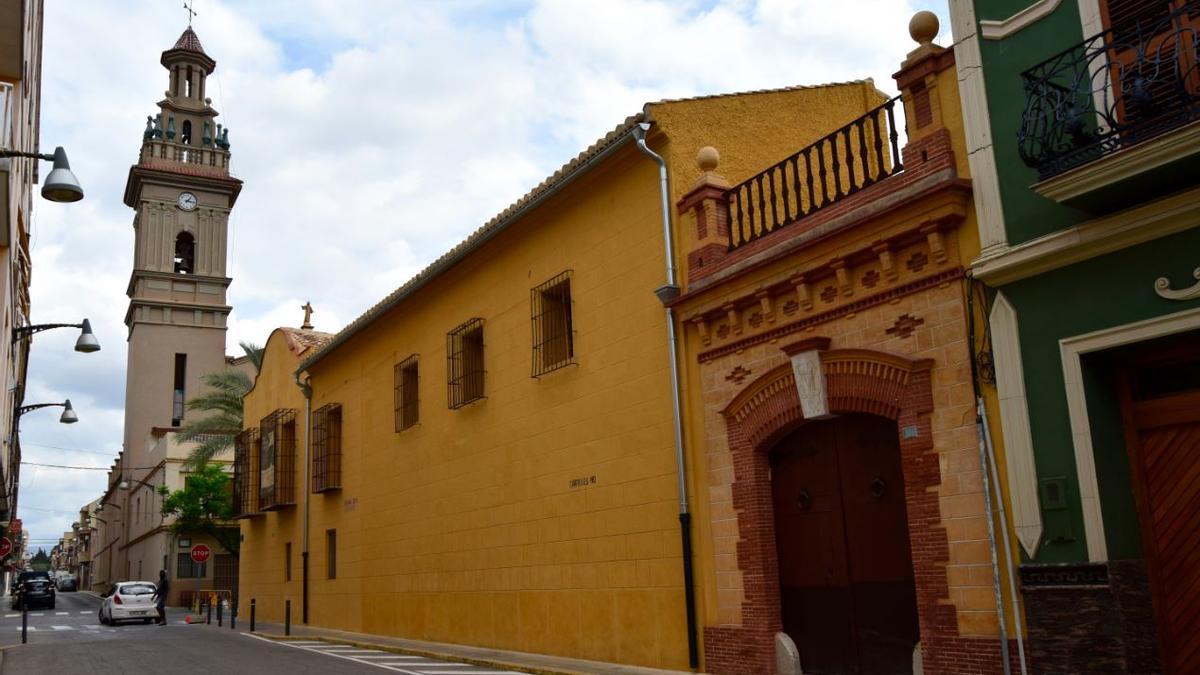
[174,231,195,274]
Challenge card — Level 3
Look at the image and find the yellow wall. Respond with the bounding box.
[240,329,310,624]
[238,84,878,670]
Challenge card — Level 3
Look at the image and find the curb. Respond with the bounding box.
[259,633,590,675]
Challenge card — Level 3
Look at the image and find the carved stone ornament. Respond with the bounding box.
[1154,266,1200,301]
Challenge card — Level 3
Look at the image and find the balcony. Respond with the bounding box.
[727,96,905,250]
[1018,2,1200,207]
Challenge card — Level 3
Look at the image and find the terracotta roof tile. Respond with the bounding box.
[280,327,334,357]
[172,27,207,55]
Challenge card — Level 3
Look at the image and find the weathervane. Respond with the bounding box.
[183,0,197,27]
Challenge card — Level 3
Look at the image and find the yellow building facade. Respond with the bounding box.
[237,82,887,670]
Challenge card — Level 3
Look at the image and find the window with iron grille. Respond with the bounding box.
[531,271,575,377]
[176,552,206,579]
[258,408,297,510]
[394,355,419,431]
[312,403,342,492]
[233,427,259,518]
[447,318,485,409]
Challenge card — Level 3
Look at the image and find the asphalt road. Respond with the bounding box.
[0,591,527,674]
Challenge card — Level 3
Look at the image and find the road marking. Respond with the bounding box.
[30,612,44,616]
[3,614,16,618]
[243,633,426,674]
[14,626,34,631]
[51,625,72,630]
[55,611,69,615]
[78,610,90,614]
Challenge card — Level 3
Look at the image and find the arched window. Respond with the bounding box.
[174,231,195,274]
[181,120,192,145]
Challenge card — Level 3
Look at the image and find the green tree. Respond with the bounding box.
[158,462,239,557]
[29,548,51,571]
[178,341,263,469]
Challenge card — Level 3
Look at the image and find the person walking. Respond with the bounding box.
[152,570,170,626]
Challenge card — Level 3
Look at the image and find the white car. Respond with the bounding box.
[98,581,159,625]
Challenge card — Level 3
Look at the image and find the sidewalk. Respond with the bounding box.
[201,616,701,675]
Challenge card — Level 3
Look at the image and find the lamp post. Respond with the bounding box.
[12,320,101,353]
[0,147,85,202]
[16,400,78,426]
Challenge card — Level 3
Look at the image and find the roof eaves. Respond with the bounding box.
[297,115,646,375]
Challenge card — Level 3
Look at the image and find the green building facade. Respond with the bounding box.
[950,0,1200,672]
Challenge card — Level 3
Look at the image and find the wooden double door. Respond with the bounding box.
[770,413,919,675]
[1120,336,1200,673]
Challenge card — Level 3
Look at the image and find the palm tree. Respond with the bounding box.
[178,341,263,469]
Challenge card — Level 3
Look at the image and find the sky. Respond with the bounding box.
[18,0,951,552]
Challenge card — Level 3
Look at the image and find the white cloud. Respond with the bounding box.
[20,0,950,549]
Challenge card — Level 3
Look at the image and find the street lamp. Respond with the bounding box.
[16,399,78,425]
[12,319,101,353]
[0,146,84,202]
[118,475,157,491]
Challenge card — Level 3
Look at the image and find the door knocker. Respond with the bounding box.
[870,476,887,499]
[796,489,812,511]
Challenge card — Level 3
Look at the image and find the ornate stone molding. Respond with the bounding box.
[1154,266,1200,301]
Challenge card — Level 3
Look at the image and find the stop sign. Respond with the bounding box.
[0,537,11,559]
[190,544,211,564]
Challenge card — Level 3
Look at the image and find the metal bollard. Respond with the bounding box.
[217,599,223,627]
[250,598,256,632]
[285,599,291,636]
[231,603,236,630]
[21,605,27,644]
[207,599,212,625]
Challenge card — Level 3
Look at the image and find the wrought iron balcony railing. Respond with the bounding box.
[1018,1,1200,179]
[727,96,905,250]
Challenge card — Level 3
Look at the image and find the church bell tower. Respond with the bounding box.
[121,26,242,461]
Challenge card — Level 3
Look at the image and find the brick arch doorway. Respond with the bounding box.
[770,412,919,674]
[710,347,939,675]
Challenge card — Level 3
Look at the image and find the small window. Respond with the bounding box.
[172,353,187,426]
[394,355,419,431]
[531,271,575,376]
[447,318,485,409]
[181,120,193,145]
[312,403,342,492]
[284,542,292,582]
[326,530,337,580]
[177,552,206,579]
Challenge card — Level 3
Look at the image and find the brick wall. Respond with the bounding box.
[1021,560,1162,674]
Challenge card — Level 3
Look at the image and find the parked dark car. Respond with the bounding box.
[9,570,49,595]
[11,576,55,610]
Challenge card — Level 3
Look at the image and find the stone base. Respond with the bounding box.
[1020,560,1162,674]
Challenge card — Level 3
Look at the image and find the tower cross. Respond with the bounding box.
[183,0,197,26]
[301,302,314,330]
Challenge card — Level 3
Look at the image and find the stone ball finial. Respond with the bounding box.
[697,146,720,172]
[909,10,939,46]
[205,97,212,105]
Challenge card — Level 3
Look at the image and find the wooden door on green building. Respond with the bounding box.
[1119,337,1200,673]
